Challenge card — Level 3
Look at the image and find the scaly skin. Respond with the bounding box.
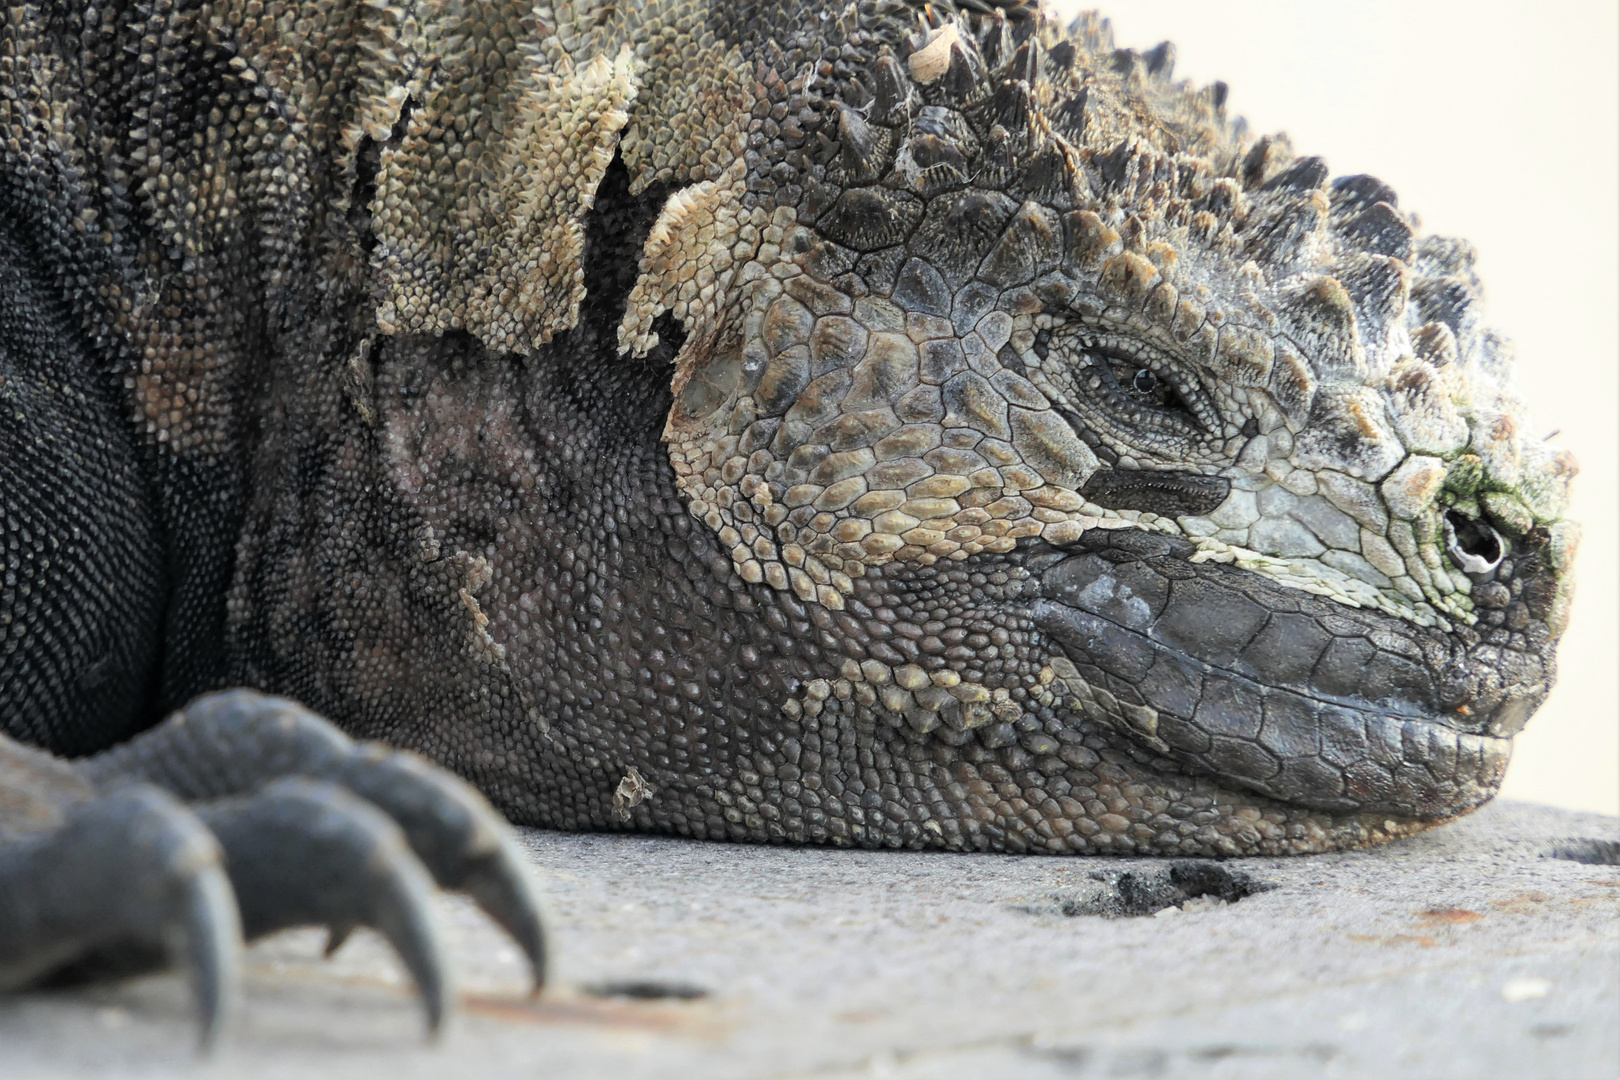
[0,0,1581,922]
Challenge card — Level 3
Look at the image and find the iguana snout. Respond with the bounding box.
[1026,521,1561,821]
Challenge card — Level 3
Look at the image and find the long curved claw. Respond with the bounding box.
[0,785,243,1051]
[326,748,548,991]
[457,832,548,995]
[177,855,243,1051]
[197,778,453,1036]
[364,839,453,1036]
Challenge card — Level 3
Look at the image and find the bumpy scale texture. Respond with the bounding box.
[0,0,1581,858]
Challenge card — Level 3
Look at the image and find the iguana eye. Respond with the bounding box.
[1033,326,1220,453]
[1114,363,1188,413]
[1084,349,1197,426]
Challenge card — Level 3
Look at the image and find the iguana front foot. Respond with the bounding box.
[0,691,547,1046]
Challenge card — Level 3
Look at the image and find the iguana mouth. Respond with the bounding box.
[1023,528,1556,820]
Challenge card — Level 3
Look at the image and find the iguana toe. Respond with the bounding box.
[0,784,242,1050]
[198,777,454,1035]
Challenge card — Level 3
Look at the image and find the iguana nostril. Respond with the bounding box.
[1444,510,1506,575]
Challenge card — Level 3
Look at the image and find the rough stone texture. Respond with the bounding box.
[1,799,1614,1079]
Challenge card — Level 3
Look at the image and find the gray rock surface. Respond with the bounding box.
[2,799,1615,1080]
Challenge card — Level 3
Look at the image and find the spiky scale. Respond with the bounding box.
[990,78,1033,137]
[837,106,879,179]
[1143,40,1175,78]
[1193,176,1245,220]
[1338,253,1412,330]
[1412,321,1460,368]
[939,41,985,99]
[977,123,1017,187]
[1046,40,1075,75]
[1007,37,1041,84]
[1093,138,1144,194]
[1411,275,1481,345]
[1336,202,1415,262]
[1021,142,1079,207]
[980,11,1014,69]
[1262,155,1330,193]
[1284,276,1367,382]
[910,129,965,164]
[1415,235,1480,280]
[1331,173,1400,214]
[1240,133,1294,189]
[871,53,909,121]
[820,185,923,251]
[1050,86,1087,140]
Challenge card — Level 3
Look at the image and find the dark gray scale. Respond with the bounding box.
[0,217,167,753]
[1080,468,1231,517]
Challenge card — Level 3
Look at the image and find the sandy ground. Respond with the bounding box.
[1,798,1615,1080]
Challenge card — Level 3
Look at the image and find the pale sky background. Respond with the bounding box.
[1048,1,1620,814]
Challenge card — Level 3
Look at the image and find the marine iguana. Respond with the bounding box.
[0,0,1580,1042]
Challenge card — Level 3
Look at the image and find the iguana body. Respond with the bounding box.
[0,0,1579,1031]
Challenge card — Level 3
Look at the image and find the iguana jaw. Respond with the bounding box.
[1022,531,1542,822]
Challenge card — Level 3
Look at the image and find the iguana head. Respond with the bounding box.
[628,4,1578,848]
